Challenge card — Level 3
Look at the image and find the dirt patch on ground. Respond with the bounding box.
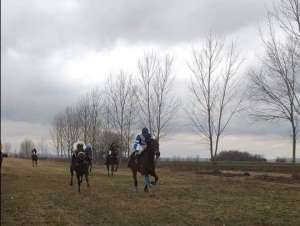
[196,170,251,177]
[196,170,300,184]
[254,174,300,184]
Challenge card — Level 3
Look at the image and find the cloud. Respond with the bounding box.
[2,0,272,56]
[3,0,294,158]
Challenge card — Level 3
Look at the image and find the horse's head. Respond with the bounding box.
[77,151,86,161]
[147,138,160,159]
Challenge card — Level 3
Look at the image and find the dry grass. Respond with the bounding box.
[2,158,300,226]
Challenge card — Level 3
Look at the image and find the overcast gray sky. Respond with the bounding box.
[2,0,296,159]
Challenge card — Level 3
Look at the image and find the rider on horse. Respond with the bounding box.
[105,142,119,164]
[85,144,93,164]
[32,148,37,155]
[133,127,152,157]
[72,142,85,160]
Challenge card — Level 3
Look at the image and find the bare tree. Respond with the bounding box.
[77,94,92,144]
[270,0,300,116]
[106,71,136,157]
[20,139,34,158]
[88,88,103,160]
[137,52,179,143]
[249,19,300,164]
[51,113,65,158]
[152,55,179,143]
[38,137,48,157]
[272,0,300,39]
[187,34,244,161]
[62,106,82,158]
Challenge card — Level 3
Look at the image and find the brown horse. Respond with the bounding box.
[0,152,8,168]
[128,138,160,192]
[31,153,38,167]
[70,151,90,193]
[105,143,119,176]
[70,143,90,192]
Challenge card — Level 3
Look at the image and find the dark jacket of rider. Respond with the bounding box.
[133,128,151,154]
[85,144,93,160]
[32,148,37,155]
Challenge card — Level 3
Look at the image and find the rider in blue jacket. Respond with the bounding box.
[133,127,151,156]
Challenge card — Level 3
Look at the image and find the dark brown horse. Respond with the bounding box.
[128,138,160,192]
[0,152,8,168]
[105,143,119,176]
[70,151,90,193]
[31,153,38,167]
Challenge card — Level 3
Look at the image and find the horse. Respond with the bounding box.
[105,143,119,176]
[128,138,160,192]
[31,153,38,167]
[70,151,90,192]
[0,152,8,168]
[105,154,119,176]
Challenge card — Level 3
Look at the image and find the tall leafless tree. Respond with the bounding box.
[77,94,92,144]
[187,34,244,161]
[20,139,35,158]
[88,88,103,160]
[272,0,300,39]
[137,52,179,143]
[50,113,65,158]
[62,106,82,159]
[250,17,300,164]
[106,71,136,157]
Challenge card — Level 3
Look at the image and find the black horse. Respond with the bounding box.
[105,143,119,176]
[70,150,90,193]
[128,138,160,192]
[32,153,38,167]
[0,152,8,168]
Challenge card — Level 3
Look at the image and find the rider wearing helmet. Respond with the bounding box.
[133,127,151,156]
[85,144,93,164]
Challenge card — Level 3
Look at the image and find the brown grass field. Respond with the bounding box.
[1,158,300,226]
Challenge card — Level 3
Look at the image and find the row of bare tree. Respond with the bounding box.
[187,0,300,164]
[188,0,300,164]
[50,0,300,164]
[51,53,178,160]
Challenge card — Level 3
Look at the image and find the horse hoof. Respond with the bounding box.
[144,186,149,192]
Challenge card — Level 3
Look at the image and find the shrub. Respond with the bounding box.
[215,150,266,162]
[275,157,287,163]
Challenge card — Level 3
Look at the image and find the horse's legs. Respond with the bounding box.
[111,164,114,176]
[89,162,92,173]
[106,164,110,176]
[131,169,138,192]
[70,168,74,186]
[35,160,38,167]
[32,160,34,167]
[150,170,159,185]
[76,172,81,192]
[85,173,90,187]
